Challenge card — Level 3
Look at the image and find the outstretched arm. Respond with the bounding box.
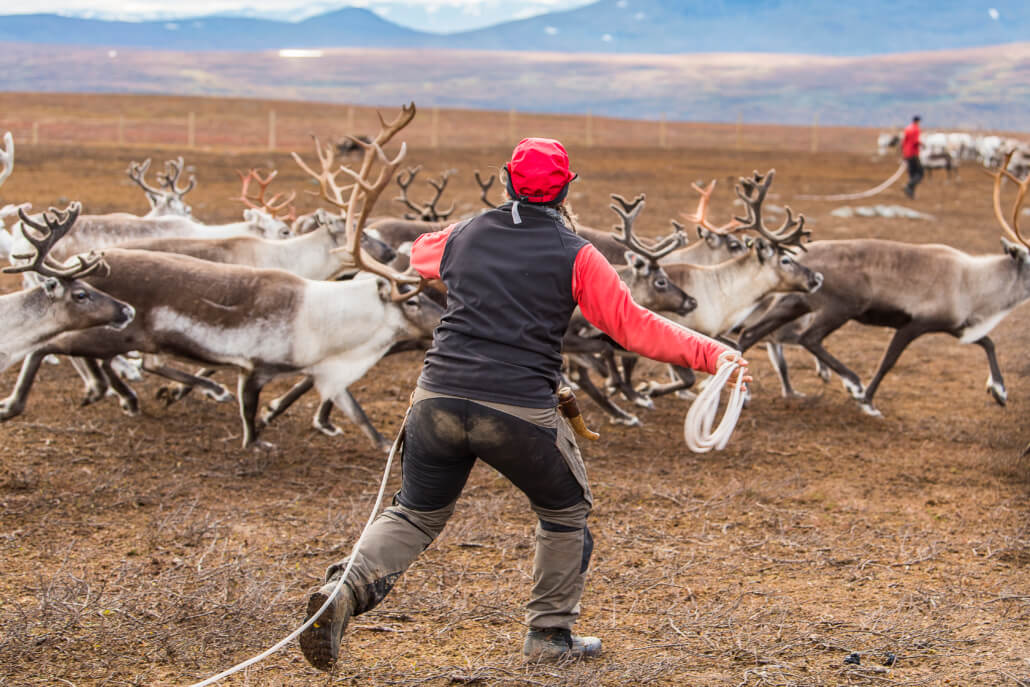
[572,244,734,375]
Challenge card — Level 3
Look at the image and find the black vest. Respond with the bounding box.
[418,202,590,408]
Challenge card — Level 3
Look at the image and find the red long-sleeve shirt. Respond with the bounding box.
[411,223,727,375]
[902,122,921,159]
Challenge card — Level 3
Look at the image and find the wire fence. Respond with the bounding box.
[0,103,885,155]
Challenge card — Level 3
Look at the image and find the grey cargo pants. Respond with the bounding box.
[325,388,593,630]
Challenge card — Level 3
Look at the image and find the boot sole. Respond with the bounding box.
[299,591,338,671]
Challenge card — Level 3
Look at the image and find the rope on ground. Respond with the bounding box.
[683,358,747,453]
[185,406,411,687]
[796,162,907,201]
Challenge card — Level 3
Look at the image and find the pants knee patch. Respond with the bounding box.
[539,518,579,533]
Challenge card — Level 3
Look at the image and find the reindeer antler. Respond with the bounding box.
[292,135,354,210]
[733,170,810,254]
[395,165,455,222]
[474,170,501,209]
[0,132,14,191]
[987,151,1030,250]
[609,193,686,262]
[681,179,744,235]
[237,168,297,221]
[126,158,164,199]
[4,203,108,279]
[157,157,197,199]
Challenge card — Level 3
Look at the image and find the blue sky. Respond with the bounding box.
[0,0,596,31]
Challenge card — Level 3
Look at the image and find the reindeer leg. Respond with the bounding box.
[329,391,390,452]
[100,358,140,415]
[237,368,279,449]
[312,398,341,436]
[147,362,229,404]
[972,336,1006,406]
[72,356,108,406]
[766,342,804,398]
[859,324,928,416]
[0,349,48,420]
[642,364,696,399]
[737,294,811,353]
[260,376,315,428]
[569,361,639,426]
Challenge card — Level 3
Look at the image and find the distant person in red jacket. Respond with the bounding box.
[902,115,923,199]
[299,138,750,670]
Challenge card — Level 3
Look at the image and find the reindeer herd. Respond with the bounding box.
[877,129,1030,179]
[1,105,1029,457]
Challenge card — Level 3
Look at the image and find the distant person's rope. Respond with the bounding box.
[796,162,906,201]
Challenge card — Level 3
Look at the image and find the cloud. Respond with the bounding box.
[988,8,999,21]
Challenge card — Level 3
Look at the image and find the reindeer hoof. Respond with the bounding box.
[632,396,655,410]
[43,354,61,366]
[842,378,865,400]
[674,390,698,401]
[203,386,233,403]
[859,402,882,417]
[986,379,1007,407]
[119,398,140,416]
[81,391,105,407]
[0,399,19,420]
[609,415,641,427]
[314,421,343,437]
[783,390,808,399]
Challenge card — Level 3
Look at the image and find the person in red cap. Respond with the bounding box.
[300,138,749,669]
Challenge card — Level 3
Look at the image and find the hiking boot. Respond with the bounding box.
[299,573,355,671]
[903,185,914,199]
[523,627,602,663]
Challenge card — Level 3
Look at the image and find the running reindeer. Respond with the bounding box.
[737,155,1030,416]
[0,104,445,451]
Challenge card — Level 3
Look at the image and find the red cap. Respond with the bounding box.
[507,138,576,204]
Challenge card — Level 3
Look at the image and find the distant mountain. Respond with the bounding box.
[0,1,1028,55]
[0,8,421,51]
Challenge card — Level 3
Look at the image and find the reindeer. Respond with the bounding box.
[736,156,1030,416]
[126,157,196,218]
[0,132,25,261]
[0,204,134,371]
[8,167,297,269]
[0,104,443,451]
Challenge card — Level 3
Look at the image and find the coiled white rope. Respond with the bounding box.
[683,358,748,453]
[795,162,906,201]
[186,406,411,687]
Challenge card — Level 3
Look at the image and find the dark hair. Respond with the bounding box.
[913,115,921,122]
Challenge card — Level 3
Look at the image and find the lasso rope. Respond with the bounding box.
[186,405,411,687]
[796,162,906,201]
[683,358,747,453]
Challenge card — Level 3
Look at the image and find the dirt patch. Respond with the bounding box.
[1,109,1028,686]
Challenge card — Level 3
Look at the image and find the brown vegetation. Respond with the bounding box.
[0,98,1027,686]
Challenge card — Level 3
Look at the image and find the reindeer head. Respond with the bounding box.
[610,193,697,316]
[127,157,195,218]
[4,203,135,332]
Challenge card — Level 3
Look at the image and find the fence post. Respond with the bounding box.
[810,112,819,153]
[431,106,439,149]
[187,112,196,148]
[585,111,593,148]
[659,113,667,149]
[32,121,39,145]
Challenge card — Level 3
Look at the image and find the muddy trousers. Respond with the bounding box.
[325,394,593,631]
